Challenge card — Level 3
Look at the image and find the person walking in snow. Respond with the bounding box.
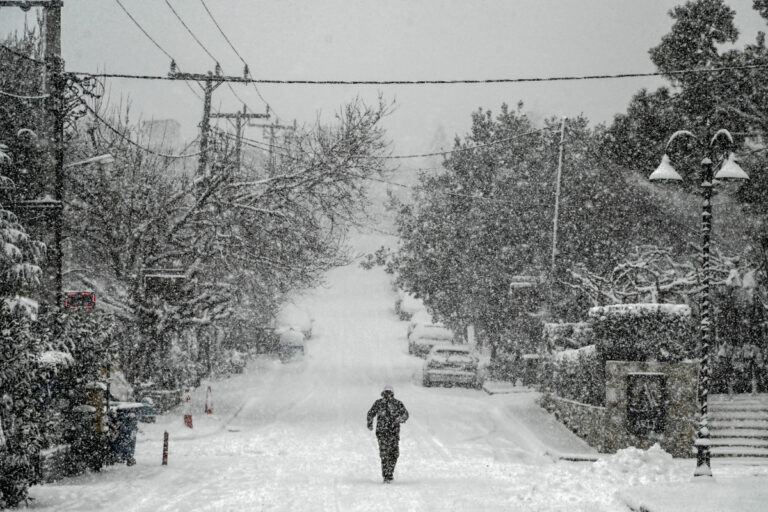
[367,385,409,483]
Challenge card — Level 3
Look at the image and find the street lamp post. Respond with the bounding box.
[649,129,749,478]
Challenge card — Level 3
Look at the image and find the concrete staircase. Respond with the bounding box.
[708,394,768,462]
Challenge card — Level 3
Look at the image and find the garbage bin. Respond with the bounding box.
[138,397,156,423]
[110,403,143,466]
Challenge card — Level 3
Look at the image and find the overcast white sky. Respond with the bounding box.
[2,0,767,161]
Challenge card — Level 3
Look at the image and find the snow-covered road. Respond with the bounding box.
[26,231,765,511]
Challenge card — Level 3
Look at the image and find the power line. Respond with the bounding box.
[197,0,245,65]
[0,88,48,100]
[162,0,268,120]
[229,127,549,160]
[112,0,202,101]
[82,100,203,159]
[197,0,277,117]
[163,0,218,64]
[70,62,768,85]
[0,43,44,65]
[114,0,173,61]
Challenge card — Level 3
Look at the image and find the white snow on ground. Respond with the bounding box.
[25,231,768,511]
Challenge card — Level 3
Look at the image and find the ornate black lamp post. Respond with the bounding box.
[649,129,749,477]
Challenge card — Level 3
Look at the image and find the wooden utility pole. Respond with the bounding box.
[169,65,230,178]
[211,104,269,173]
[44,1,64,307]
[0,1,65,308]
[547,117,567,314]
[249,120,296,176]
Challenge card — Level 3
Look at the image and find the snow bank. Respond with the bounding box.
[591,443,675,486]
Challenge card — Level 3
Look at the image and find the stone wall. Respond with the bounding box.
[539,394,608,450]
[540,360,698,458]
[604,360,698,458]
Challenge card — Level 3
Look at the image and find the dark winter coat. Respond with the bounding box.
[367,396,409,438]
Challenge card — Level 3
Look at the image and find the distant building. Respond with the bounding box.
[141,119,181,149]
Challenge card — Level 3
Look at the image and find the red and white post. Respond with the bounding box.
[183,395,193,429]
[204,386,213,414]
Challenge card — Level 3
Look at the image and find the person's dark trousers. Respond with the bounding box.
[377,434,399,480]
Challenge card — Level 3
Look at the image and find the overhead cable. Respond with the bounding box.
[197,0,277,117]
[82,100,203,159]
[163,0,218,63]
[112,0,202,101]
[71,62,768,85]
[228,127,549,160]
[0,89,49,100]
[0,44,45,65]
[114,0,174,61]
[163,0,270,118]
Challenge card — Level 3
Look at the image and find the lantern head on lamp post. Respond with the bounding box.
[649,129,749,478]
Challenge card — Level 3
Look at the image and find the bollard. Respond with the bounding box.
[204,386,213,414]
[183,395,193,429]
[162,431,169,465]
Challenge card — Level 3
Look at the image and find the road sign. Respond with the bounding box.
[64,291,95,309]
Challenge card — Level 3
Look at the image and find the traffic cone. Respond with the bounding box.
[183,395,193,429]
[204,386,213,414]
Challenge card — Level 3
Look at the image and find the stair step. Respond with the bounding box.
[710,419,768,429]
[711,429,768,439]
[705,437,768,447]
[710,446,768,457]
[710,410,768,420]
[710,403,768,413]
[712,456,768,465]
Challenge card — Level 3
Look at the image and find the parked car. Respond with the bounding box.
[407,310,438,338]
[423,344,484,389]
[395,291,424,320]
[276,304,314,339]
[408,323,455,357]
[277,328,306,363]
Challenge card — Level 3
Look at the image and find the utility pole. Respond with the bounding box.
[44,1,64,309]
[1,0,66,308]
[249,119,296,176]
[547,117,567,315]
[211,104,269,173]
[169,63,233,178]
[0,1,65,312]
[168,64,225,178]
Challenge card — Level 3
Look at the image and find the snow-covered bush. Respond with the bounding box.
[541,346,605,406]
[34,310,117,478]
[0,311,43,509]
[589,303,694,363]
[542,321,593,350]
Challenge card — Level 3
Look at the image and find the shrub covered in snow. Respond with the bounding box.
[0,311,43,509]
[540,346,605,406]
[542,321,593,350]
[589,303,694,363]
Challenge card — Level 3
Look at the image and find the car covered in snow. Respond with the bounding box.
[276,304,314,339]
[277,327,306,363]
[395,291,424,320]
[407,310,438,338]
[408,323,456,357]
[422,344,483,389]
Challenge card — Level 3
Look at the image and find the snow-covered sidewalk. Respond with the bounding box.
[619,472,768,512]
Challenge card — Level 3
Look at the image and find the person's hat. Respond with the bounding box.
[382,385,394,395]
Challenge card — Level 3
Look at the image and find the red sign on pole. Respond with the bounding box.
[64,291,95,309]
